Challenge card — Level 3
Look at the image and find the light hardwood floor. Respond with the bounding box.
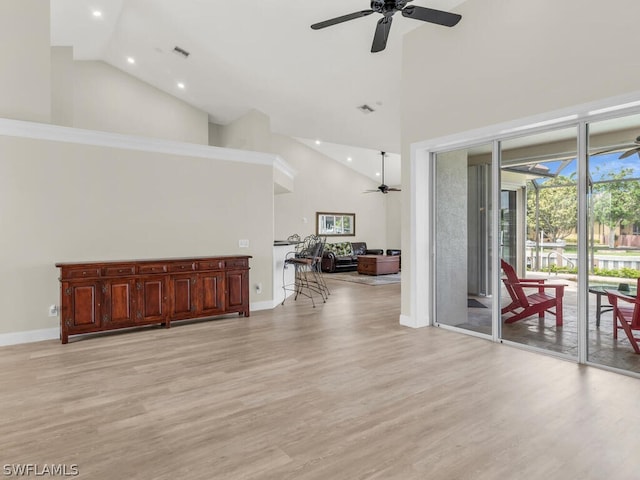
[2,278,640,479]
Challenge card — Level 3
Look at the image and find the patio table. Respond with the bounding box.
[588,284,637,327]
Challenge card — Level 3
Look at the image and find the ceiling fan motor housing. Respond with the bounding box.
[371,0,409,14]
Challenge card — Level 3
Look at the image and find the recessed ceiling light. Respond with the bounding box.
[347,157,352,162]
[315,140,321,145]
[376,172,381,176]
[127,57,135,64]
[92,10,102,18]
[177,82,185,89]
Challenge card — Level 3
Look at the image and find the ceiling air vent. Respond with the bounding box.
[173,46,190,58]
[357,104,375,114]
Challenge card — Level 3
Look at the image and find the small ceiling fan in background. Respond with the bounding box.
[311,0,462,53]
[592,135,640,159]
[365,151,401,194]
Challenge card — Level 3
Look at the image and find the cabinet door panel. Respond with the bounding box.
[226,270,247,310]
[63,281,101,332]
[200,272,225,315]
[170,275,196,319]
[103,279,135,326]
[137,277,167,323]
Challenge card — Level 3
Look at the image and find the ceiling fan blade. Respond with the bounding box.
[590,147,622,156]
[401,6,461,27]
[590,143,637,156]
[311,10,374,30]
[371,16,393,52]
[387,188,402,192]
[619,147,640,159]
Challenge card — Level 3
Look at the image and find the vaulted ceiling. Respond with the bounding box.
[50,0,466,185]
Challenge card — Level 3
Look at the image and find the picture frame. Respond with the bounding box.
[316,212,356,236]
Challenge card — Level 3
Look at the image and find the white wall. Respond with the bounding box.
[0,0,51,123]
[403,0,640,145]
[0,131,274,337]
[271,135,388,249]
[51,46,74,127]
[218,109,272,152]
[215,110,391,250]
[385,191,402,250]
[73,61,209,144]
[400,0,640,317]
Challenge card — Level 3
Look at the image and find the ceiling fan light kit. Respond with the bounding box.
[311,0,462,53]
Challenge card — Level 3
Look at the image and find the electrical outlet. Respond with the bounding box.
[255,283,262,294]
[48,305,59,317]
[239,239,249,248]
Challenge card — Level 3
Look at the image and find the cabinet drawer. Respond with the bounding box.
[64,267,101,279]
[226,258,248,269]
[197,260,224,271]
[103,265,136,276]
[168,262,196,273]
[137,264,168,274]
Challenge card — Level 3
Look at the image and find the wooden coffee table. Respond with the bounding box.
[357,255,400,276]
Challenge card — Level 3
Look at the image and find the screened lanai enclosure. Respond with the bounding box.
[433,110,640,376]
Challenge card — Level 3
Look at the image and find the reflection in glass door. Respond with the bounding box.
[500,190,517,267]
[434,144,493,336]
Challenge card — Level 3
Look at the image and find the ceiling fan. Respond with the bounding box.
[592,135,640,159]
[365,151,401,194]
[311,0,462,53]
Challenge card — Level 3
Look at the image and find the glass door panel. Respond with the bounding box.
[499,127,578,357]
[587,113,640,374]
[434,143,493,335]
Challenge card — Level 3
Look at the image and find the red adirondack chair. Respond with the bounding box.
[500,259,565,326]
[605,278,640,354]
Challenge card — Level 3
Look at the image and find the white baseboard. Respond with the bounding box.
[0,327,59,346]
[399,314,428,328]
[250,300,275,311]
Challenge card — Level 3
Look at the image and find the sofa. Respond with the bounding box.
[321,241,383,273]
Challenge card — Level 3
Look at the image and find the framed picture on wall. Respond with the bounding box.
[316,212,355,236]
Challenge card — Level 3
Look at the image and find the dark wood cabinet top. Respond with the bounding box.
[56,255,252,268]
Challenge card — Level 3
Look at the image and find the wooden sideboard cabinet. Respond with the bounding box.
[56,256,251,343]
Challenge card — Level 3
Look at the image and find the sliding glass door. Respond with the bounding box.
[587,113,640,374]
[499,128,579,358]
[430,106,640,376]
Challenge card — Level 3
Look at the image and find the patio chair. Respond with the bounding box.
[605,279,640,354]
[500,259,566,326]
